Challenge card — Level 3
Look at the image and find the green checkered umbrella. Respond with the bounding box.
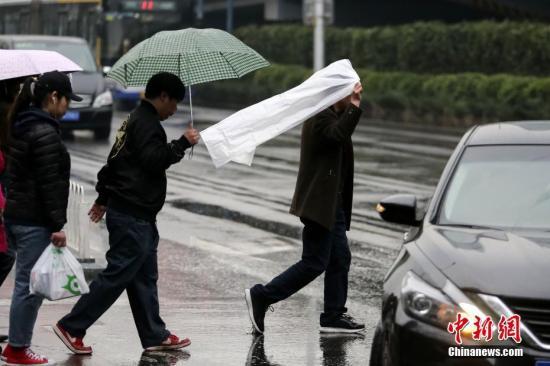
[107,28,270,87]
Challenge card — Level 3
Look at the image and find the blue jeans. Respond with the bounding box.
[59,208,169,348]
[6,224,51,347]
[252,208,352,320]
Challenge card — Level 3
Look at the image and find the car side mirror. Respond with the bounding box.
[376,194,420,227]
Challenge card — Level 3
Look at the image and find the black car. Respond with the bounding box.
[371,121,550,366]
[0,35,113,140]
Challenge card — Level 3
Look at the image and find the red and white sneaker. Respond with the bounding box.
[1,345,52,365]
[143,334,191,352]
[52,323,92,355]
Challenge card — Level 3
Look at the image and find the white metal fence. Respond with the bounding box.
[67,180,92,261]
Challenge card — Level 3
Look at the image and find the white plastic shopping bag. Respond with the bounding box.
[30,244,90,301]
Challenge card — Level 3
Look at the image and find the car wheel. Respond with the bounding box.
[94,126,111,141]
[370,321,393,366]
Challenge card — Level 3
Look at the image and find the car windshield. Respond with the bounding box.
[438,145,550,231]
[13,40,97,72]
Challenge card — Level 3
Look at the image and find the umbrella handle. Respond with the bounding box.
[189,85,194,159]
[189,85,194,128]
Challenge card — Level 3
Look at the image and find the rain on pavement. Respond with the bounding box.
[1,106,464,365]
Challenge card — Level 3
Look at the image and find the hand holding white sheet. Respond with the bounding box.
[200,59,360,168]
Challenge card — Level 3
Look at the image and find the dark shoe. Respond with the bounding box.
[244,287,270,334]
[320,314,365,333]
[53,322,93,355]
[0,335,7,343]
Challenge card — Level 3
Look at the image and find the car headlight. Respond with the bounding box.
[401,271,489,337]
[93,90,113,108]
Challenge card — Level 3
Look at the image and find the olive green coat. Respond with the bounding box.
[290,104,362,230]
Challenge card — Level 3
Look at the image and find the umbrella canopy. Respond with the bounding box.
[107,28,270,87]
[0,50,82,81]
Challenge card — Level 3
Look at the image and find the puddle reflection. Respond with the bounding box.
[245,333,365,366]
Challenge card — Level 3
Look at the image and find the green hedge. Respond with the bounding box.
[193,64,550,127]
[235,22,550,76]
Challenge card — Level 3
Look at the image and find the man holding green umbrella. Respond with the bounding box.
[51,27,268,355]
[54,72,199,354]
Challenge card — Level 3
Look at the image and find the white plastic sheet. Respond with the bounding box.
[30,244,90,301]
[200,59,360,168]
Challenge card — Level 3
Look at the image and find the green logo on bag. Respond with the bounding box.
[62,275,81,296]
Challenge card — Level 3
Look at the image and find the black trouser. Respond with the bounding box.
[0,244,15,287]
[59,208,170,348]
[252,207,352,320]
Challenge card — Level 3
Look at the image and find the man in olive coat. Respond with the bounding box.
[245,82,365,334]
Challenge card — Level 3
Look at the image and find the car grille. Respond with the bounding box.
[503,297,550,345]
[71,94,92,109]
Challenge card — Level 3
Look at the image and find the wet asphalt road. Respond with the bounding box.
[0,106,465,365]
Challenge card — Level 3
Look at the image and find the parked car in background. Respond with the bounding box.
[0,35,113,140]
[371,121,550,365]
[110,84,144,111]
[101,65,144,111]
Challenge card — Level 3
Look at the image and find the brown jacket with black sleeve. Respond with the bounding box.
[290,104,362,231]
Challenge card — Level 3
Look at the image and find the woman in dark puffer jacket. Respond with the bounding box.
[0,77,23,350]
[1,71,82,366]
